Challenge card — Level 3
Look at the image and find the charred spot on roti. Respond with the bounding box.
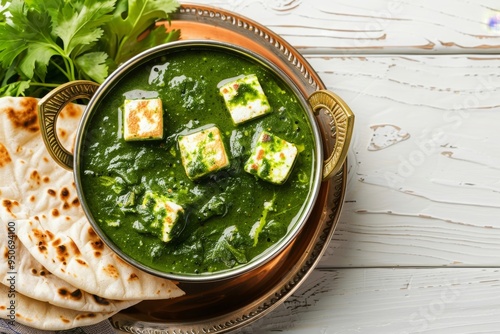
[91,239,103,250]
[76,313,97,320]
[3,246,8,259]
[88,227,97,238]
[76,258,87,266]
[30,195,36,202]
[128,273,139,281]
[30,170,41,187]
[2,199,19,217]
[52,238,62,247]
[15,310,34,322]
[58,288,83,300]
[31,267,48,276]
[94,251,101,257]
[52,208,60,217]
[60,102,82,119]
[43,156,49,163]
[39,245,47,253]
[72,197,80,207]
[48,189,56,197]
[71,289,83,299]
[58,128,68,140]
[92,295,111,305]
[60,316,70,324]
[68,238,81,256]
[43,176,50,183]
[0,143,11,167]
[55,238,81,264]
[88,227,104,250]
[62,201,70,210]
[33,229,54,255]
[5,97,39,132]
[103,264,119,279]
[60,187,70,200]
[0,306,5,310]
[56,244,69,263]
[32,227,47,241]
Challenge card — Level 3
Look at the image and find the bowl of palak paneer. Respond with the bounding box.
[38,40,354,282]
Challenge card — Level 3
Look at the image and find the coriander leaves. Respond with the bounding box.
[0,0,180,97]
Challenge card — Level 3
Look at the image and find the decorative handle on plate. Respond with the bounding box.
[308,90,354,181]
[38,80,99,170]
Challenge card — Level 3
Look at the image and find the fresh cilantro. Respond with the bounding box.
[0,0,180,97]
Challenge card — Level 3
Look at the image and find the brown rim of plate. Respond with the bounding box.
[110,3,347,333]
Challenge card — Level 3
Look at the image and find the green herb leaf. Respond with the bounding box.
[0,0,56,78]
[49,0,115,56]
[75,51,109,83]
[0,81,31,96]
[0,0,180,97]
[103,0,180,64]
[117,24,181,64]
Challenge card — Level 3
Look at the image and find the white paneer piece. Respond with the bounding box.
[178,126,230,180]
[143,192,183,243]
[219,74,271,125]
[123,98,163,141]
[158,201,184,243]
[244,131,298,185]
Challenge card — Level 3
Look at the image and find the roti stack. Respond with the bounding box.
[0,97,185,330]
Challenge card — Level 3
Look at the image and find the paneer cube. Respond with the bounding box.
[143,192,184,243]
[178,126,229,180]
[123,98,163,141]
[244,131,298,184]
[219,74,271,125]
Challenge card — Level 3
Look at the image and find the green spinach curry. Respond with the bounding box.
[81,47,316,275]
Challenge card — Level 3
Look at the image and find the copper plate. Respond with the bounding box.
[110,4,347,333]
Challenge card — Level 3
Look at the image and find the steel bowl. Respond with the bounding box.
[37,40,354,283]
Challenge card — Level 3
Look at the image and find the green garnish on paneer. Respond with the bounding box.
[142,192,184,243]
[219,74,272,125]
[178,126,230,180]
[123,98,163,141]
[244,131,298,185]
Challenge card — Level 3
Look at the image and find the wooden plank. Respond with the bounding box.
[300,55,500,267]
[233,268,500,333]
[187,0,500,53]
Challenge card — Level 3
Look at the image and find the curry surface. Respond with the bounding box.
[81,48,316,275]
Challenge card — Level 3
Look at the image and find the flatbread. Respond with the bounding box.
[0,97,184,325]
[0,233,140,312]
[0,284,116,330]
[16,215,184,300]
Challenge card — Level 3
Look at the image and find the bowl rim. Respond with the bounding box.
[73,39,325,282]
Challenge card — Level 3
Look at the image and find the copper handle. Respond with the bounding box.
[38,80,99,170]
[308,90,354,181]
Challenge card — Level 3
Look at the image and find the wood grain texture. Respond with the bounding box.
[187,0,500,53]
[232,268,500,333]
[303,55,500,267]
[116,2,500,333]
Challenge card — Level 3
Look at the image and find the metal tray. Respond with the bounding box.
[110,4,347,333]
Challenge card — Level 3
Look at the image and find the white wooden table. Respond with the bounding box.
[181,1,500,333]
